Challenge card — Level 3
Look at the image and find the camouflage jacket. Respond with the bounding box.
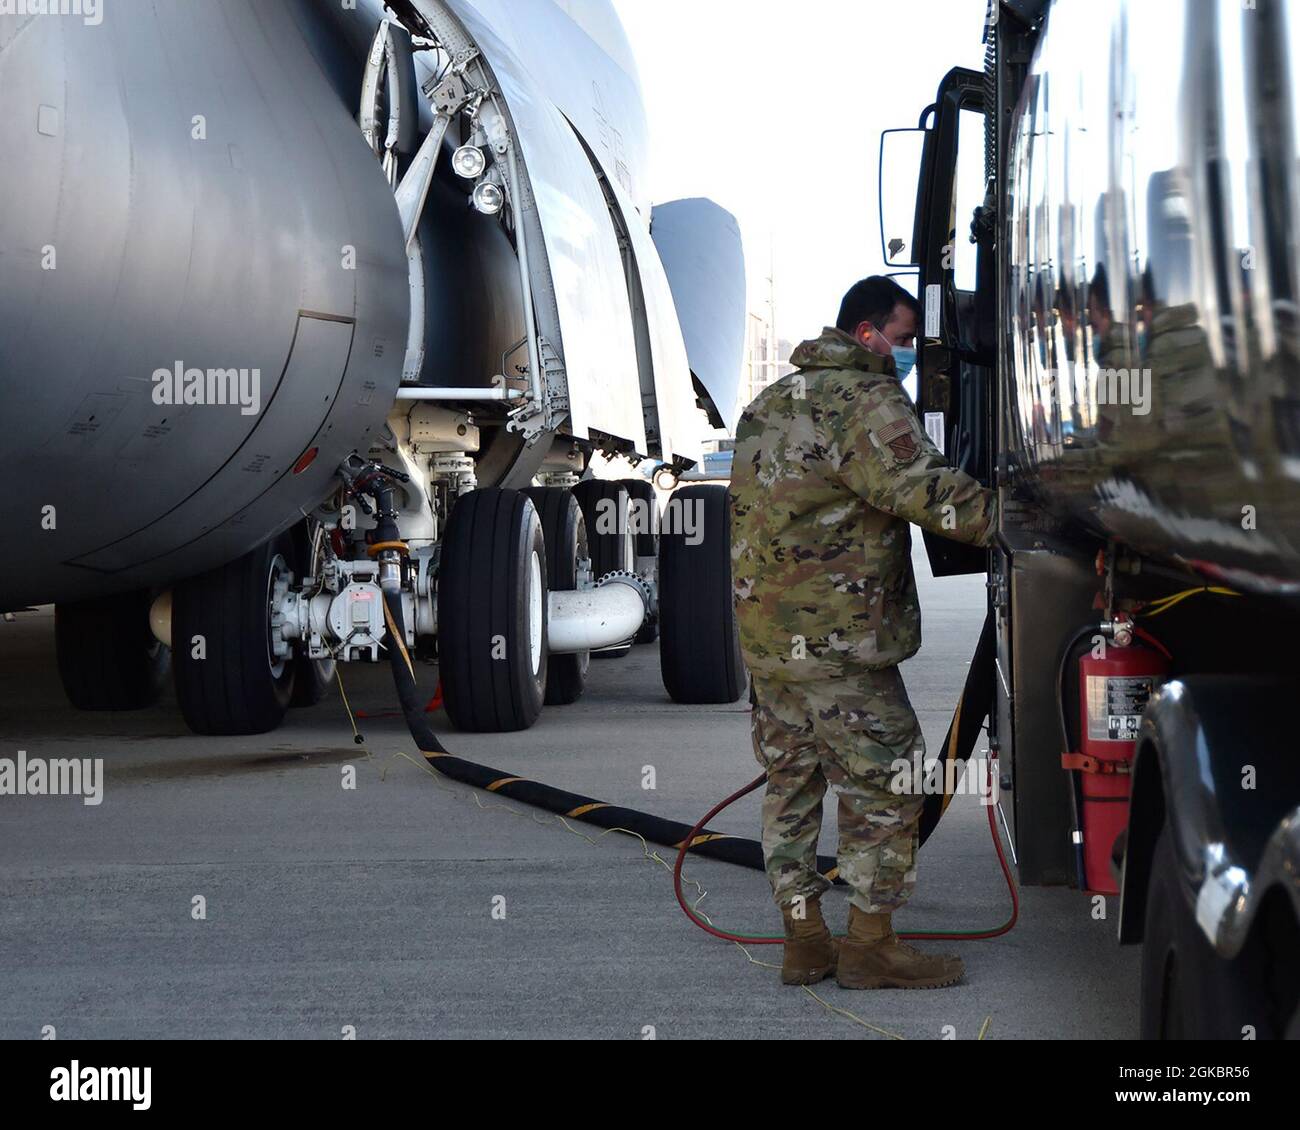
[730,327,997,682]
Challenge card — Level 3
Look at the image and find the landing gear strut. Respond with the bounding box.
[522,486,589,705]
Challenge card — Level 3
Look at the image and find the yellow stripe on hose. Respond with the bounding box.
[823,867,839,882]
[567,802,609,818]
[938,694,966,817]
[382,601,416,679]
[673,833,733,850]
[486,777,524,792]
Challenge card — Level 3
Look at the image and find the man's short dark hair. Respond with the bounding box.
[836,277,922,334]
[1088,264,1111,314]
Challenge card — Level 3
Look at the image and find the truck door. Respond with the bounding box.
[879,66,992,577]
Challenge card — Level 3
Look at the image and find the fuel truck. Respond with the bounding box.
[0,1,747,736]
[881,0,1300,1038]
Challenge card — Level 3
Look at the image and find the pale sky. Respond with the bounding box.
[612,0,989,345]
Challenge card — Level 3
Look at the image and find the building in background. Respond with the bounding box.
[740,310,796,409]
[700,306,794,460]
[735,251,796,426]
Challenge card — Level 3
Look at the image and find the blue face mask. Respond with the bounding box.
[891,347,917,380]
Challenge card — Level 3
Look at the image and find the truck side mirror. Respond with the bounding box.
[878,127,929,268]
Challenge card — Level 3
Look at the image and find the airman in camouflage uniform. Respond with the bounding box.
[730,277,997,989]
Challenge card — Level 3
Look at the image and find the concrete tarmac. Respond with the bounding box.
[0,545,1139,1040]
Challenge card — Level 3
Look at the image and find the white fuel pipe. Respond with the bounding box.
[395,386,524,401]
[548,576,647,654]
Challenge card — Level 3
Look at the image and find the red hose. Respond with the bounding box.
[1133,625,1173,660]
[672,774,772,942]
[673,759,1019,945]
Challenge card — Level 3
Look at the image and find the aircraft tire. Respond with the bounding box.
[438,488,548,732]
[659,483,745,704]
[55,591,170,711]
[171,532,297,735]
[522,486,589,706]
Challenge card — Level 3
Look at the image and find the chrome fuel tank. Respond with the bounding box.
[1004,0,1300,591]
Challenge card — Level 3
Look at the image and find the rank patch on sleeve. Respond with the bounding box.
[872,418,920,465]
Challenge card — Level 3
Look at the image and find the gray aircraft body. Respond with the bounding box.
[0,0,745,608]
[0,0,747,734]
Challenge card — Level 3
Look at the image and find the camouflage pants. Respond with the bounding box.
[751,671,925,914]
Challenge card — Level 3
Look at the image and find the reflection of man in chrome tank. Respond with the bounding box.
[1147,302,1219,443]
[1087,264,1135,447]
[1056,280,1086,441]
[1086,265,1113,361]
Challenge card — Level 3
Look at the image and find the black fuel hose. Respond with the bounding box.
[918,608,997,846]
[1058,625,1098,890]
[380,591,840,877]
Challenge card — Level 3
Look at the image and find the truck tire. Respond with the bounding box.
[618,476,659,644]
[439,488,548,732]
[172,532,297,735]
[55,591,170,711]
[659,483,745,704]
[522,486,589,705]
[572,479,636,658]
[1139,822,1279,1038]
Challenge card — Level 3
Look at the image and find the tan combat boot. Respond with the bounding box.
[779,899,838,986]
[836,905,964,990]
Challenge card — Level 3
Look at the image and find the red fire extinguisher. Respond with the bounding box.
[1062,621,1169,894]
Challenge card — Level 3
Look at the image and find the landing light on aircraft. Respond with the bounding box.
[472,180,505,215]
[452,144,487,180]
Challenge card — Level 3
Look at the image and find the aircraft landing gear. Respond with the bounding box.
[149,471,660,739]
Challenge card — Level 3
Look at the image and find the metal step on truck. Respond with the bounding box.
[881,0,1300,1039]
